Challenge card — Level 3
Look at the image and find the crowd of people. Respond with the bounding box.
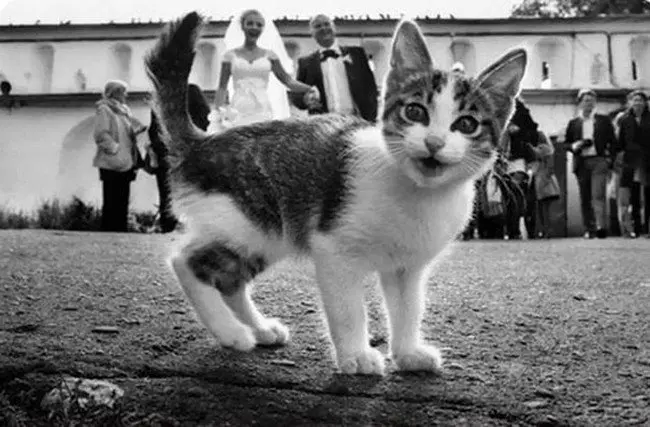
[463,88,650,240]
[90,9,649,238]
[462,97,562,240]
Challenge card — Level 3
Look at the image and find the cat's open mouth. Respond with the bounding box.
[414,156,446,177]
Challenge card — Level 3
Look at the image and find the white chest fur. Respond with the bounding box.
[334,159,476,272]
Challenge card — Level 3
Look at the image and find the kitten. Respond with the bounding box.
[145,12,527,376]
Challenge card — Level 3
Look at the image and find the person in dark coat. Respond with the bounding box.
[501,98,539,239]
[617,90,650,237]
[291,14,378,122]
[564,89,616,239]
[148,83,211,232]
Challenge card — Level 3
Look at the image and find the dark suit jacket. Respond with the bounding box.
[564,113,616,173]
[291,46,378,122]
[617,109,650,171]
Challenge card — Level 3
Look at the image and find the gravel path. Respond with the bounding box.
[1,230,648,426]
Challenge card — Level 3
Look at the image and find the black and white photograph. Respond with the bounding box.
[0,0,648,425]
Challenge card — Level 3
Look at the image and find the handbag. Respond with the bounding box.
[482,172,505,217]
[537,172,561,201]
[136,131,159,175]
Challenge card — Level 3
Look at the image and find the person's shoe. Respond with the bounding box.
[583,231,594,239]
[596,228,608,239]
[159,217,178,233]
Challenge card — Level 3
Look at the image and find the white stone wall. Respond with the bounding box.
[1,28,649,94]
[0,95,624,233]
[1,18,648,234]
[0,102,158,212]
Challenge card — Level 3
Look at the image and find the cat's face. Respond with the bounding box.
[380,21,527,188]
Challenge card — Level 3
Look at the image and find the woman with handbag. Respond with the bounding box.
[501,99,539,239]
[92,80,147,232]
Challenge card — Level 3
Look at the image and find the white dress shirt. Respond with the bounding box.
[574,112,598,157]
[319,44,356,115]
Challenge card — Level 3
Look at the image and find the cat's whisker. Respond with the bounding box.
[462,156,488,174]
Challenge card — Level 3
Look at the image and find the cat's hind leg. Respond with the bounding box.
[224,285,290,346]
[312,243,385,375]
[379,267,443,374]
[170,241,261,351]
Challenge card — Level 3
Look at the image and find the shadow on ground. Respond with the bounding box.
[1,230,648,426]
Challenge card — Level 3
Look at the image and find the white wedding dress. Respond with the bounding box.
[208,14,295,132]
[228,52,275,126]
[208,50,292,132]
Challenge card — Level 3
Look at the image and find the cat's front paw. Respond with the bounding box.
[253,318,290,347]
[338,347,385,376]
[393,344,443,374]
[213,323,256,352]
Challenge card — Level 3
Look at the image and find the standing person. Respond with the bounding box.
[148,83,211,232]
[617,90,650,237]
[211,9,317,129]
[611,92,635,237]
[528,130,561,238]
[291,14,378,122]
[501,99,539,239]
[564,89,616,239]
[476,157,509,240]
[612,142,635,237]
[92,80,146,232]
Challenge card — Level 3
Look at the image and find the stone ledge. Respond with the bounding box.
[521,88,641,104]
[1,88,639,108]
[0,91,214,108]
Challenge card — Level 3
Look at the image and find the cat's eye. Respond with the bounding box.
[403,103,429,124]
[451,115,480,135]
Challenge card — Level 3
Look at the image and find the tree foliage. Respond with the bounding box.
[511,0,650,18]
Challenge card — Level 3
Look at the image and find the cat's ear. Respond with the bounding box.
[475,48,528,130]
[389,20,432,71]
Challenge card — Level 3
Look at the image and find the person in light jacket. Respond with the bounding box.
[93,80,146,232]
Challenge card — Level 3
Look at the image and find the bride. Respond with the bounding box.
[211,9,318,129]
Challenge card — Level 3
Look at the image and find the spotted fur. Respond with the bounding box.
[145,12,527,375]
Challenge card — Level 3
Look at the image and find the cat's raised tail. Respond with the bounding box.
[144,11,205,150]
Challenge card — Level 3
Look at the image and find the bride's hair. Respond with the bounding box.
[239,9,264,28]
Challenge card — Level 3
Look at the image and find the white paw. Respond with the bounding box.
[212,323,256,352]
[393,344,443,373]
[253,318,290,346]
[338,347,386,376]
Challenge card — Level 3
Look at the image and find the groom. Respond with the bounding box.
[291,14,378,122]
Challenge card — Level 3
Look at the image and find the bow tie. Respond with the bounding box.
[320,49,340,62]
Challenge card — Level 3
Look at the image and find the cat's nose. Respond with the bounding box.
[425,135,445,154]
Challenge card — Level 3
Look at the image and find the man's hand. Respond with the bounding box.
[304,86,322,110]
[572,139,592,152]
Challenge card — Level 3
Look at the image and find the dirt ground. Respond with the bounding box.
[0,230,648,426]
